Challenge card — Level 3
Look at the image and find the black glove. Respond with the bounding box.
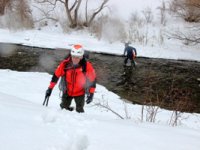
[45,88,52,98]
[86,93,94,104]
[43,88,52,106]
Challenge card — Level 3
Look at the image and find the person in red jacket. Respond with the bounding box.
[45,44,96,113]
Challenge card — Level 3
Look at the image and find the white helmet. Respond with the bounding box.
[71,44,84,57]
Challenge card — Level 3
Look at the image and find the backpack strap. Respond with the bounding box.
[80,57,87,73]
[58,56,71,96]
[80,57,90,95]
[59,56,87,96]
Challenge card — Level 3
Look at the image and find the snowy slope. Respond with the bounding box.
[0,70,200,150]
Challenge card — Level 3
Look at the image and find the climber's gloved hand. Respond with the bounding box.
[86,93,94,104]
[45,88,52,98]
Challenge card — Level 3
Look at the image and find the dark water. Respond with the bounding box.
[1,43,200,113]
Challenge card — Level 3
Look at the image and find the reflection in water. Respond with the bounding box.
[117,59,136,87]
[0,44,16,57]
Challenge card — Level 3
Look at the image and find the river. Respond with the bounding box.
[1,43,200,113]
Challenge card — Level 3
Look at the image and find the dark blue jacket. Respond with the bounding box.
[124,46,137,59]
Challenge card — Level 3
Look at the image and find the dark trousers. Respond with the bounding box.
[60,94,85,113]
[124,57,131,64]
[124,57,136,68]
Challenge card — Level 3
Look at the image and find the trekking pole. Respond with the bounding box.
[43,96,50,106]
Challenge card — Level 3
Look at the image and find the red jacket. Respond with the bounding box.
[48,56,96,96]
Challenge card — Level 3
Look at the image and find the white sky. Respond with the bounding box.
[109,0,165,19]
[0,0,200,149]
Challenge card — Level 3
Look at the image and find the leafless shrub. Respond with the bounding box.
[145,105,160,123]
[169,0,200,22]
[169,111,182,126]
[167,88,194,126]
[160,76,196,126]
[140,71,196,125]
[184,0,200,22]
[128,12,146,44]
[92,95,133,119]
[157,1,167,25]
[16,0,34,28]
[166,0,200,45]
[142,7,153,45]
[93,95,125,119]
[166,26,200,45]
[2,0,33,29]
[88,15,108,40]
[59,19,71,33]
[169,0,179,13]
[141,92,162,123]
[142,7,153,24]
[0,0,11,15]
[144,26,149,45]
[94,102,125,119]
[122,99,131,119]
[129,12,144,27]
[83,0,109,27]
[140,71,163,123]
[32,3,58,25]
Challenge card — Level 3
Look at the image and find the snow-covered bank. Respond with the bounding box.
[0,29,200,62]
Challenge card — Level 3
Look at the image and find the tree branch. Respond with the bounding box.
[87,0,108,26]
[32,3,58,22]
[94,102,124,119]
[166,27,200,45]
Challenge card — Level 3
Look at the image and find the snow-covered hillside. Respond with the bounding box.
[0,69,200,150]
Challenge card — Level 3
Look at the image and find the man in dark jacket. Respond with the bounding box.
[45,44,96,113]
[123,43,137,67]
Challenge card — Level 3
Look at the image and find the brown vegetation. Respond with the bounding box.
[0,0,10,15]
[170,0,200,22]
[0,0,33,29]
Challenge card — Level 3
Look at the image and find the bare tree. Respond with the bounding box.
[166,26,200,45]
[1,0,33,29]
[167,0,200,45]
[0,0,11,15]
[32,2,58,23]
[170,0,200,22]
[16,0,34,28]
[35,0,109,28]
[168,88,193,126]
[83,0,109,27]
[184,0,200,22]
[157,1,167,25]
[142,7,153,24]
[141,93,162,123]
